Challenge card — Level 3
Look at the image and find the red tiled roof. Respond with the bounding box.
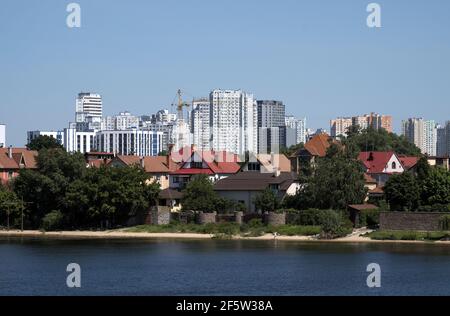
[303,133,333,157]
[0,148,38,170]
[88,159,111,168]
[172,168,214,175]
[171,148,241,175]
[399,156,419,170]
[114,155,180,173]
[358,152,396,173]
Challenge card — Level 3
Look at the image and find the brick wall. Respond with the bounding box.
[380,212,450,231]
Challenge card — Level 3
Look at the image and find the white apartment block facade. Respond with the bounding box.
[63,128,96,154]
[27,130,64,147]
[210,90,257,156]
[330,117,353,138]
[75,92,102,122]
[101,111,139,131]
[402,118,437,156]
[285,116,307,145]
[95,130,163,156]
[0,124,5,148]
[191,99,211,151]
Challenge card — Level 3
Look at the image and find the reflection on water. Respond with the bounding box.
[0,237,450,296]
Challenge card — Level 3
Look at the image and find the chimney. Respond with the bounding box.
[167,144,174,169]
[8,145,12,159]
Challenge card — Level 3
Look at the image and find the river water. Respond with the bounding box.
[1,237,449,296]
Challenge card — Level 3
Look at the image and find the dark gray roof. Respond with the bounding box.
[214,172,298,192]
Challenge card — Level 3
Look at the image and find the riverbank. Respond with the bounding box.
[2,229,450,244]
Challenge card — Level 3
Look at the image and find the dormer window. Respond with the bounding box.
[392,162,397,169]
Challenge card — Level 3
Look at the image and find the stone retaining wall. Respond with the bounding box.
[380,212,450,231]
[264,212,286,226]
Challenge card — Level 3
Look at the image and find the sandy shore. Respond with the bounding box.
[1,229,450,244]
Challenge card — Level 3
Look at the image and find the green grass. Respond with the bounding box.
[125,223,322,238]
[366,230,450,241]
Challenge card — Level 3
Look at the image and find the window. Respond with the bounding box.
[8,171,13,180]
[191,161,203,169]
[392,162,397,169]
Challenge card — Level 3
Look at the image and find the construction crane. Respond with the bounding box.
[175,89,191,122]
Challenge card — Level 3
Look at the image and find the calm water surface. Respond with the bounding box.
[1,237,450,296]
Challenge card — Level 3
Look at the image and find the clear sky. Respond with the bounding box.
[1,0,450,146]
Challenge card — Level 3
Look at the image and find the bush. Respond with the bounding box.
[358,209,380,228]
[367,230,450,241]
[41,210,64,231]
[318,210,352,239]
[297,209,325,226]
[439,215,450,231]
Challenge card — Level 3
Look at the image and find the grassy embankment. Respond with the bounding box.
[366,230,450,241]
[125,222,322,238]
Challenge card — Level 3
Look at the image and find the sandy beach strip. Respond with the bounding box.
[1,229,450,244]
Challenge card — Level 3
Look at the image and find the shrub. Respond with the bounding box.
[41,210,64,231]
[297,209,325,226]
[358,209,380,228]
[320,210,352,239]
[439,215,450,231]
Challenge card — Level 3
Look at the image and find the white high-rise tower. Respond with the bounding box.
[210,89,257,156]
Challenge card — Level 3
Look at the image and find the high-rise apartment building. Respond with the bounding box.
[27,131,64,147]
[95,130,163,156]
[210,89,257,156]
[0,124,5,148]
[285,116,307,145]
[402,118,437,156]
[330,117,353,138]
[75,92,103,131]
[63,128,96,154]
[191,98,211,151]
[257,100,286,153]
[331,113,393,138]
[257,100,285,128]
[437,124,447,157]
[101,111,139,131]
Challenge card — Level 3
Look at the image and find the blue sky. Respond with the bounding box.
[1,0,449,146]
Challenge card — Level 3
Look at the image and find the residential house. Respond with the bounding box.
[214,171,300,213]
[290,133,334,173]
[0,147,37,183]
[240,153,291,173]
[169,149,241,190]
[109,154,179,190]
[427,156,450,170]
[358,151,405,186]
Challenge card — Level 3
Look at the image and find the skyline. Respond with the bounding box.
[1,0,450,146]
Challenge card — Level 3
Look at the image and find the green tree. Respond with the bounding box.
[0,185,24,228]
[12,149,86,227]
[286,145,367,210]
[346,127,421,156]
[384,173,421,211]
[64,166,159,228]
[281,143,304,157]
[420,167,450,206]
[27,135,64,151]
[253,188,280,213]
[182,175,218,213]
